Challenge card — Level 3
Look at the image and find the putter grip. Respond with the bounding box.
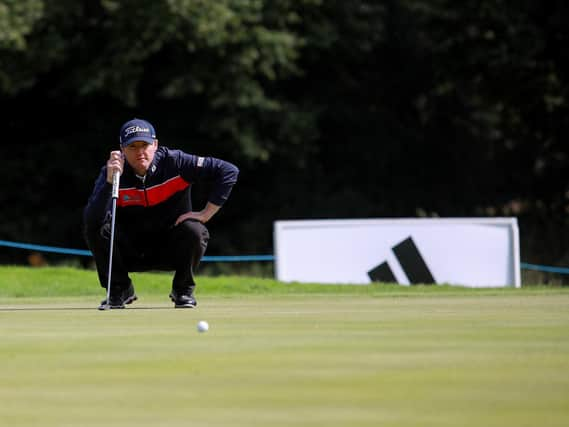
[111,171,120,199]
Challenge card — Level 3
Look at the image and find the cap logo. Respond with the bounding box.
[124,126,151,136]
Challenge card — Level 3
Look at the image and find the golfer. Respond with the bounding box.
[83,118,239,309]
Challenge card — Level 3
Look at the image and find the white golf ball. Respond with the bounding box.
[197,320,209,333]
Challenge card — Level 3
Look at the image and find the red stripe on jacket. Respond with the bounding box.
[117,176,190,207]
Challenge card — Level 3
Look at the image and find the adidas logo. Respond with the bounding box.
[368,236,435,285]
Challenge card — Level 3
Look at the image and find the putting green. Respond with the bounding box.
[1,293,568,427]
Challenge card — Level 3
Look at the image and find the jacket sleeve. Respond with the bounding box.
[83,166,112,229]
[176,151,239,206]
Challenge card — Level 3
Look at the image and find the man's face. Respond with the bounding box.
[122,140,158,175]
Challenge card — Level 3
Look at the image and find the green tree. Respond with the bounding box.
[0,0,44,91]
[1,0,321,160]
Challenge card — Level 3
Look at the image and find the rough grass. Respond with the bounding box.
[0,266,565,299]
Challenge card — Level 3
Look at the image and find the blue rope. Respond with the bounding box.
[519,262,569,275]
[1,240,567,272]
[0,240,274,262]
[0,240,92,256]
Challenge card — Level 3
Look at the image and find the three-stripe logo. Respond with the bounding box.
[367,236,436,285]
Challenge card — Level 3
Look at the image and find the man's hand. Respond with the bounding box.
[175,202,221,225]
[106,151,124,184]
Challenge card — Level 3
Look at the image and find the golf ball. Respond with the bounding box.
[197,320,209,333]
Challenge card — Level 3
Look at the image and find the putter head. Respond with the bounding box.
[98,300,125,310]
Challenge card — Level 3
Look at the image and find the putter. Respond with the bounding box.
[100,170,121,310]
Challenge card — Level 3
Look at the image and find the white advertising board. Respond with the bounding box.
[274,218,521,287]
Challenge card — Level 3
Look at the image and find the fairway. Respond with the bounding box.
[1,291,568,427]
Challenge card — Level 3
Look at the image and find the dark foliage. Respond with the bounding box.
[0,0,567,268]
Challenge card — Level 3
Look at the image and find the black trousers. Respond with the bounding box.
[83,219,209,293]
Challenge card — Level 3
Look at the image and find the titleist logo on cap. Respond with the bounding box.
[124,126,151,136]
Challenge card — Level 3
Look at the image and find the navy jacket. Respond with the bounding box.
[83,146,239,236]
